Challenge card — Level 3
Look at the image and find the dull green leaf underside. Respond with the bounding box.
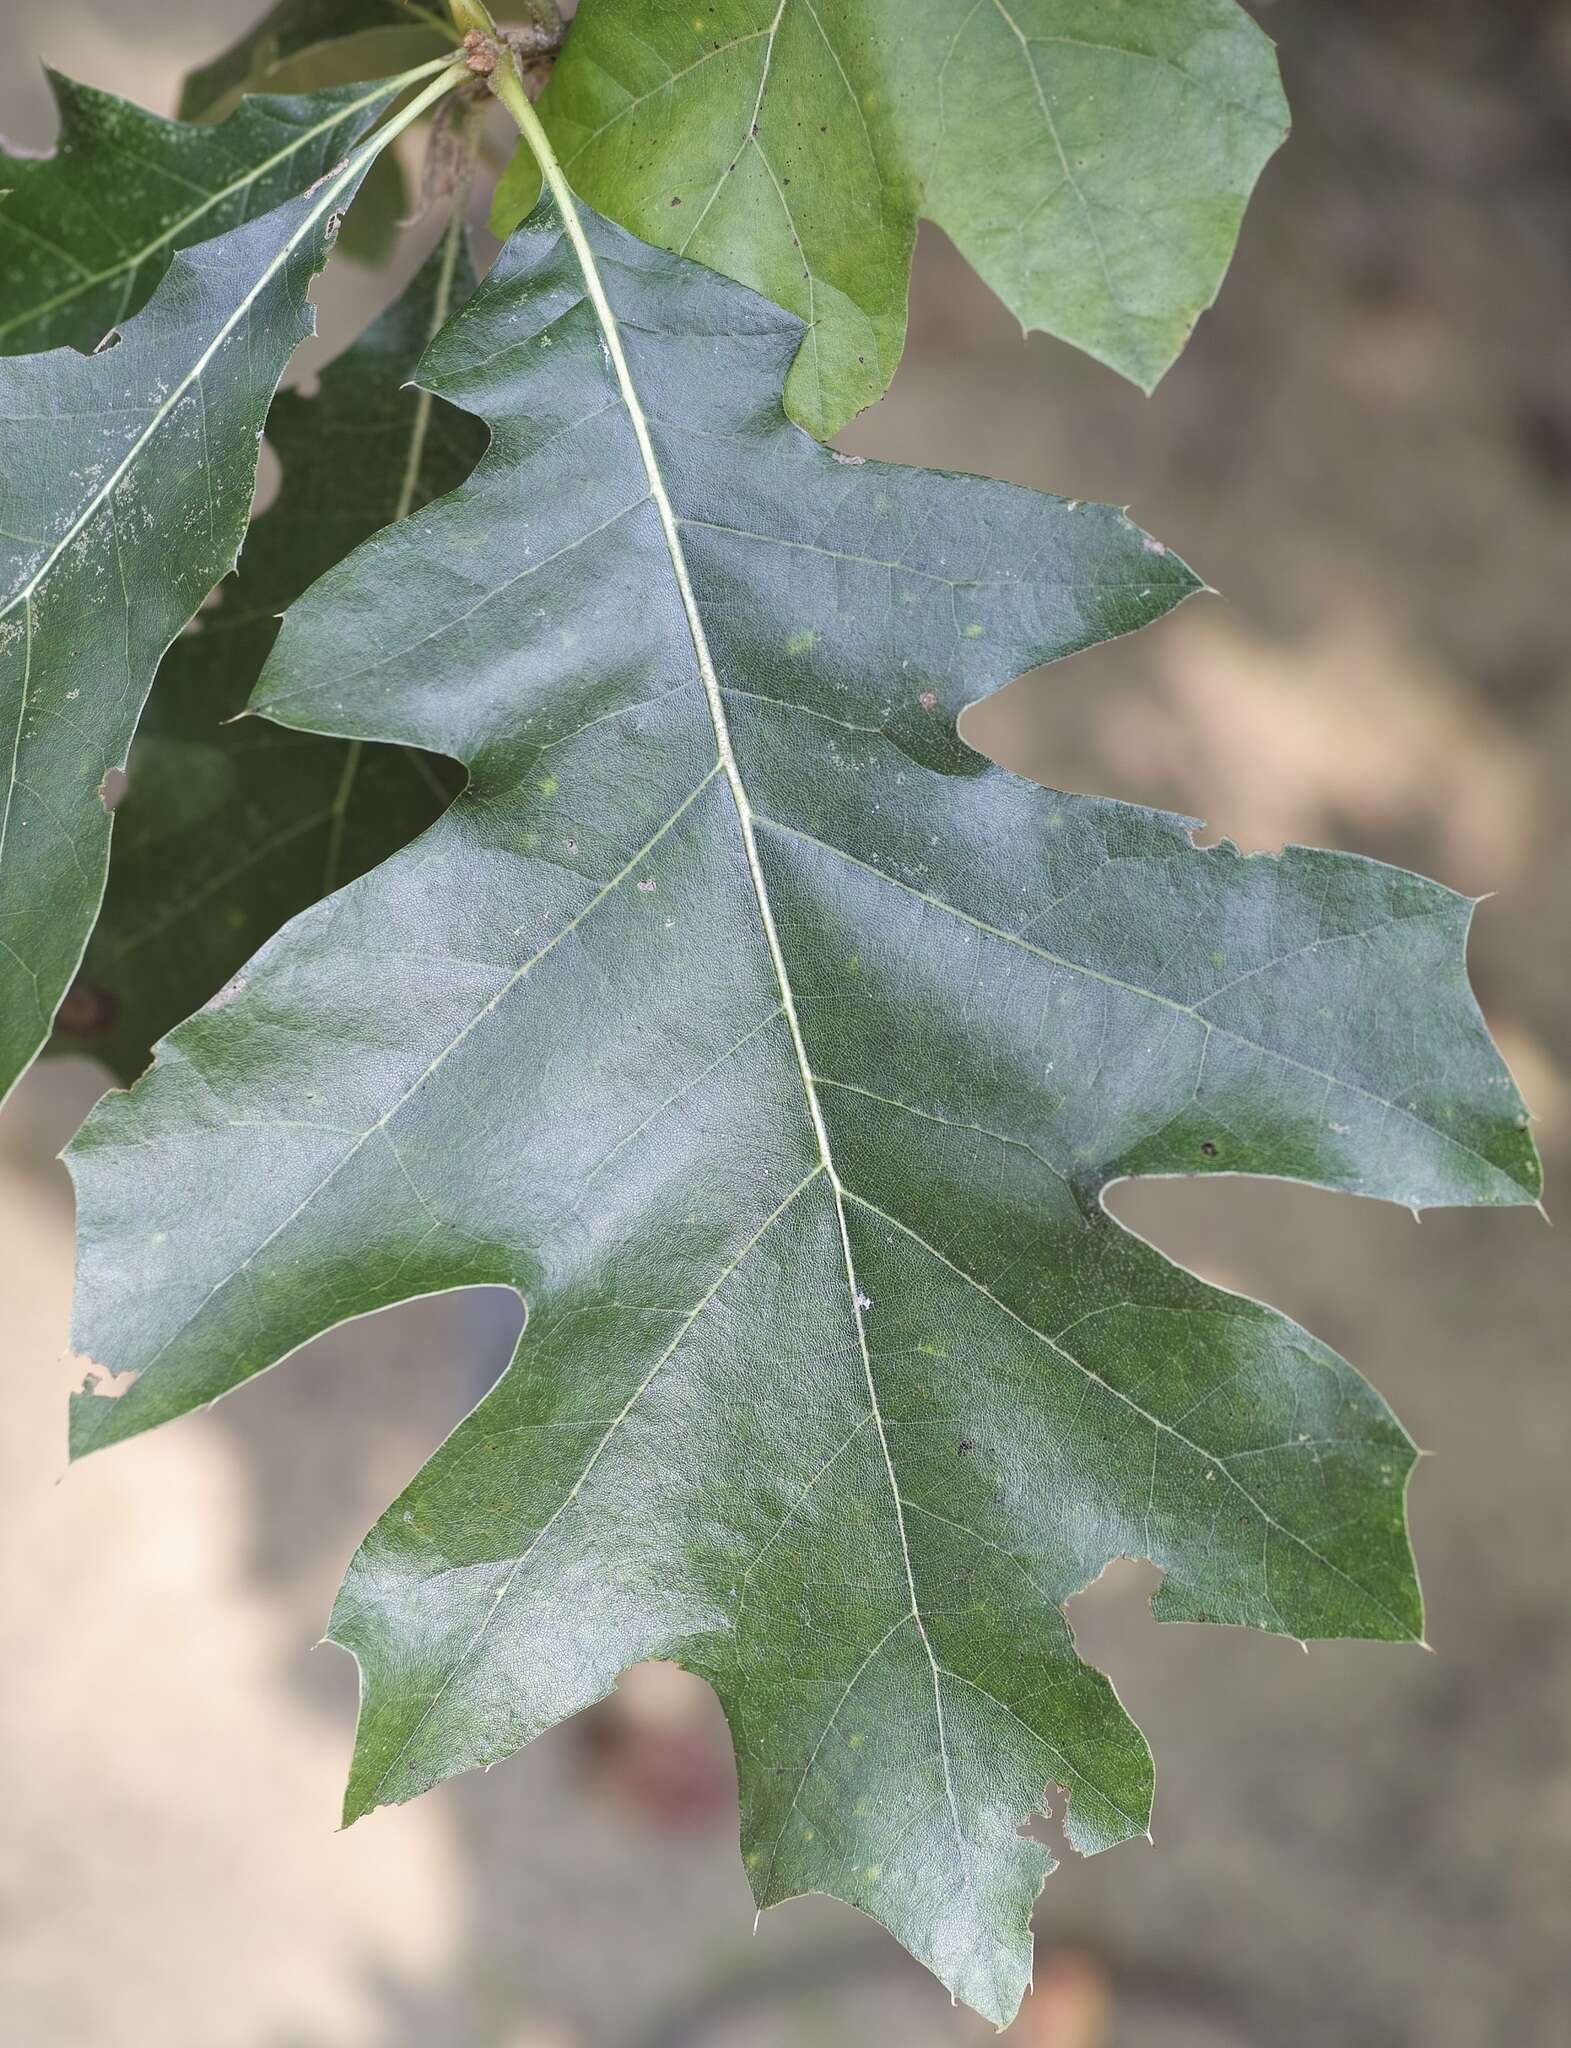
[68,190,1537,2024]
[0,76,406,1107]
[176,0,456,120]
[495,0,1289,434]
[61,224,484,1082]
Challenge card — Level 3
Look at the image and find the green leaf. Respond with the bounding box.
[56,222,485,1084]
[67,195,1538,2025]
[177,1,456,120]
[0,72,420,357]
[0,72,423,1107]
[495,0,1289,434]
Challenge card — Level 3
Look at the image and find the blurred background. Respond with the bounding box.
[2,2,1568,2043]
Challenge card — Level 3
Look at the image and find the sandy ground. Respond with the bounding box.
[3,3,1569,2044]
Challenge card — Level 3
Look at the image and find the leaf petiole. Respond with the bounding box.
[482,22,573,213]
[359,53,474,158]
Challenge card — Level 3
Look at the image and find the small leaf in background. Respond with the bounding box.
[0,75,414,1105]
[497,0,1288,434]
[176,0,457,120]
[0,73,416,356]
[58,222,485,1083]
[67,194,1537,2024]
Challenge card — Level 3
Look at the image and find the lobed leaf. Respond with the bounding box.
[67,190,1538,2023]
[0,74,413,1106]
[496,0,1290,434]
[61,224,485,1083]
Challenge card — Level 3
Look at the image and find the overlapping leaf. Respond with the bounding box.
[0,72,414,355]
[177,0,455,119]
[0,75,413,1104]
[496,0,1289,433]
[67,188,1538,2022]
[60,225,484,1082]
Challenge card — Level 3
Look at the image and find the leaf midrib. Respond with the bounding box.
[510,104,974,1883]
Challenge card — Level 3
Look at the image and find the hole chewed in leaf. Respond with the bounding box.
[75,1361,140,1403]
